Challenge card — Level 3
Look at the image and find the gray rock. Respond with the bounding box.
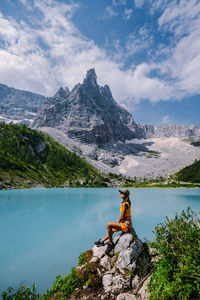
[89,256,98,263]
[130,239,143,261]
[103,274,130,294]
[102,274,113,293]
[116,293,137,300]
[114,230,137,253]
[131,275,140,289]
[117,239,143,271]
[117,249,136,271]
[92,245,107,259]
[112,275,131,294]
[92,230,151,296]
[100,255,112,271]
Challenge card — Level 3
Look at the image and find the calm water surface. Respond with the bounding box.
[0,187,200,296]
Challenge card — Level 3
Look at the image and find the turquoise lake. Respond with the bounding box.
[0,187,200,296]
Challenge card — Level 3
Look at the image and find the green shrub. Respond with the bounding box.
[148,207,200,300]
[43,267,88,299]
[1,283,42,300]
[78,252,87,266]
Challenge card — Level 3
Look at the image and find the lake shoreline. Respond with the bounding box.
[1,183,200,191]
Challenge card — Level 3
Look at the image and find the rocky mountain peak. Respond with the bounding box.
[32,68,139,166]
[83,68,98,88]
[54,86,70,99]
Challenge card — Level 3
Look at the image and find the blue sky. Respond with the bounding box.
[0,0,200,125]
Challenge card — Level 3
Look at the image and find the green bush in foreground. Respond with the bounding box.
[42,267,87,299]
[148,207,200,300]
[2,283,42,299]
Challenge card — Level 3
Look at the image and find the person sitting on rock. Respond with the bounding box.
[94,188,132,255]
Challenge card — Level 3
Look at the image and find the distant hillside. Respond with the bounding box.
[0,123,112,189]
[175,140,200,183]
[175,158,200,183]
[0,83,44,126]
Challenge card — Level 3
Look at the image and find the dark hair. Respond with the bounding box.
[122,195,131,206]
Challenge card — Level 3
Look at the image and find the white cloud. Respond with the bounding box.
[18,0,33,10]
[156,0,200,98]
[0,0,199,108]
[0,0,170,104]
[103,6,119,19]
[123,8,133,20]
[148,0,169,14]
[113,0,127,6]
[0,13,19,44]
[158,0,200,38]
[134,0,145,9]
[125,29,153,56]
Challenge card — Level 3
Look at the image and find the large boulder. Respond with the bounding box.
[68,228,152,300]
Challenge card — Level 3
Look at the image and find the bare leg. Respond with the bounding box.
[106,222,122,244]
[101,229,117,242]
[107,222,122,244]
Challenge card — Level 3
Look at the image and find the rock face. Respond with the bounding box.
[32,69,141,167]
[138,123,200,140]
[32,69,138,147]
[68,228,152,300]
[0,83,44,126]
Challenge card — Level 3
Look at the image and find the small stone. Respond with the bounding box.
[131,275,140,289]
[97,267,101,277]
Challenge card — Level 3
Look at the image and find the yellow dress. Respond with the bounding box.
[119,201,132,232]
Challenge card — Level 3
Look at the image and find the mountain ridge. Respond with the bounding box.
[1,69,200,178]
[0,83,44,126]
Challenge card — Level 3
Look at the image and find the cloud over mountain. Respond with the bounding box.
[0,0,199,112]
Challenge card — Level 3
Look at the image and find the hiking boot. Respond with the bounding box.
[105,242,115,255]
[94,239,104,247]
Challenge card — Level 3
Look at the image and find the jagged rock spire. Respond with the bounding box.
[54,87,70,99]
[83,68,98,88]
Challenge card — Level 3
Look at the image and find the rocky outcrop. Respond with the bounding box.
[67,228,152,300]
